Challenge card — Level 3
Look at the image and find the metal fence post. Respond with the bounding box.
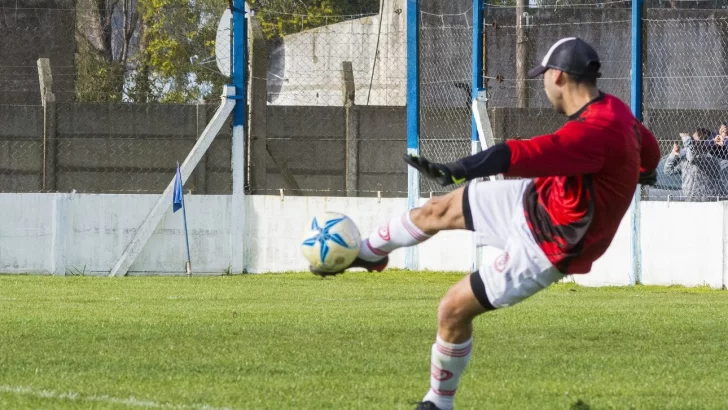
[406,0,420,270]
[630,0,644,286]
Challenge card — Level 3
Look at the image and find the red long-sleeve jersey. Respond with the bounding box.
[504,93,660,274]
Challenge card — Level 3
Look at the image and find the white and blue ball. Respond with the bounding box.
[302,212,361,273]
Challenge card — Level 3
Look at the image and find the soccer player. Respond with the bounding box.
[309,37,661,410]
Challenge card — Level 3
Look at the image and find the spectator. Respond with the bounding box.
[710,122,728,159]
[664,128,728,201]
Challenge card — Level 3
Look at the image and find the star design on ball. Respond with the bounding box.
[302,217,353,263]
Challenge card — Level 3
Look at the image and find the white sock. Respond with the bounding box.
[358,211,431,262]
[422,335,472,410]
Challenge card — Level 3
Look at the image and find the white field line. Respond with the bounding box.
[0,385,238,410]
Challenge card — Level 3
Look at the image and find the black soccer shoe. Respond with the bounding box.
[309,256,389,277]
[412,401,444,410]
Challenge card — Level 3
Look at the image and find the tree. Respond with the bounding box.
[128,0,227,103]
[75,0,380,102]
[75,0,140,102]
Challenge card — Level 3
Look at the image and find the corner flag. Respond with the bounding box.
[173,163,184,213]
[173,162,192,276]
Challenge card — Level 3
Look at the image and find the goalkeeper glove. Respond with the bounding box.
[639,170,657,186]
[404,154,466,187]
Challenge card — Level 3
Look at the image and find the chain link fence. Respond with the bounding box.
[247,2,408,198]
[643,9,728,202]
[0,1,231,194]
[418,0,474,196]
[484,2,631,142]
[5,1,728,200]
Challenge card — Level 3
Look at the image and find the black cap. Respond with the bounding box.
[527,37,602,79]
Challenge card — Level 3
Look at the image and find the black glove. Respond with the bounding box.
[639,170,657,186]
[403,154,466,187]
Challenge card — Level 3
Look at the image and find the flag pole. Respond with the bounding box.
[175,161,193,277]
[182,188,192,277]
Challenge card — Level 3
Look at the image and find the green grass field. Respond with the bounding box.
[1,271,727,410]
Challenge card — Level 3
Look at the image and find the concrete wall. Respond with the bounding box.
[0,192,726,290]
[253,105,408,197]
[267,0,407,106]
[268,4,728,113]
[0,104,232,194]
[2,103,719,196]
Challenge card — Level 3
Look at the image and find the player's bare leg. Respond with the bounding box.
[356,187,467,266]
[309,188,467,276]
[350,186,480,410]
[415,275,486,410]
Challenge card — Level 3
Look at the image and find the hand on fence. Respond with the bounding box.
[672,143,681,156]
[716,134,725,147]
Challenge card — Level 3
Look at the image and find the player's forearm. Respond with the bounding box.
[663,155,680,176]
[449,143,512,180]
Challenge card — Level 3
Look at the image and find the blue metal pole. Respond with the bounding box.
[471,0,485,155]
[230,0,247,273]
[406,0,420,270]
[471,0,485,273]
[630,0,643,286]
[231,0,246,126]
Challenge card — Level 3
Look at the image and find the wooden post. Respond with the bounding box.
[249,18,268,194]
[515,0,528,108]
[342,61,358,197]
[37,58,57,192]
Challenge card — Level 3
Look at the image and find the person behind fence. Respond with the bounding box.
[664,128,728,201]
[710,123,728,179]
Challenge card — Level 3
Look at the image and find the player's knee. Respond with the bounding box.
[413,196,459,233]
[437,289,470,329]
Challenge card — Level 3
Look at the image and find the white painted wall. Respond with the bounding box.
[0,194,54,274]
[268,0,406,106]
[571,206,633,287]
[0,193,726,289]
[641,201,725,288]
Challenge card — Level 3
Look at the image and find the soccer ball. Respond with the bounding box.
[302,212,362,274]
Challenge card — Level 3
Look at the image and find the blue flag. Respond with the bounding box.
[173,162,183,213]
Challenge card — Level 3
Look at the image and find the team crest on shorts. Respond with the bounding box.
[494,252,510,272]
[378,224,390,241]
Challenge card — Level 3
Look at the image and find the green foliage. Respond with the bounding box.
[129,0,228,103]
[75,0,379,103]
[74,34,126,102]
[250,0,380,38]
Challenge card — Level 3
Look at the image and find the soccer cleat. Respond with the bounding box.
[412,401,444,410]
[309,256,388,277]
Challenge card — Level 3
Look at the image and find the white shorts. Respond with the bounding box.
[463,178,564,310]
